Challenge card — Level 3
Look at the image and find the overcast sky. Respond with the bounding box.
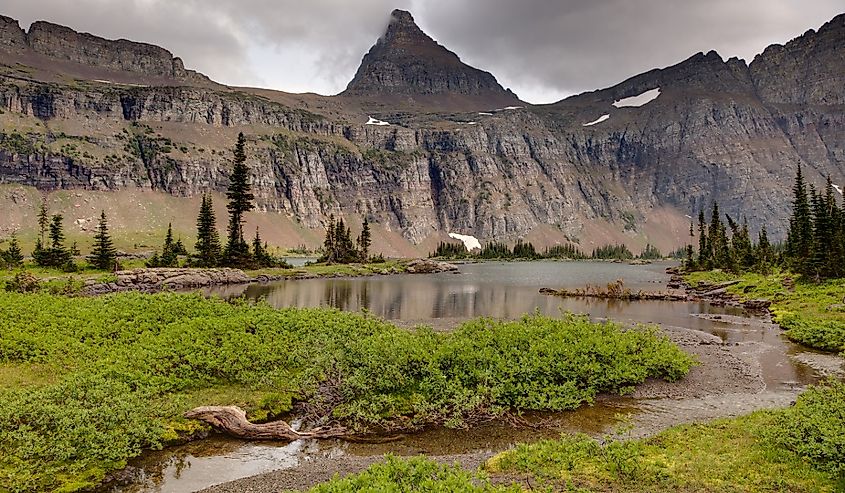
[3,0,843,103]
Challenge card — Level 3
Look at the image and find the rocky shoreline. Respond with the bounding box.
[81,259,458,295]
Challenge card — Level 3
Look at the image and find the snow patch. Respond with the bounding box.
[834,183,843,195]
[583,114,610,126]
[612,88,661,108]
[503,106,523,110]
[478,112,493,116]
[365,116,390,126]
[448,233,481,251]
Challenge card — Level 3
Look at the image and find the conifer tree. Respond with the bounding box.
[357,218,372,261]
[756,226,772,273]
[194,194,221,267]
[3,233,23,268]
[37,199,49,244]
[160,223,179,267]
[252,227,269,266]
[322,214,337,263]
[697,210,709,268]
[87,210,117,270]
[787,165,813,269]
[224,132,255,265]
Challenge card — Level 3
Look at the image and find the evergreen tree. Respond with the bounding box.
[194,194,222,267]
[357,218,372,261]
[37,199,49,244]
[787,165,813,270]
[697,210,709,268]
[252,227,271,266]
[685,221,696,269]
[34,214,72,268]
[160,223,179,267]
[224,132,255,265]
[756,226,772,273]
[2,233,24,268]
[87,210,117,270]
[322,214,337,263]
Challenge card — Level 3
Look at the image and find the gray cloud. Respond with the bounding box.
[2,0,843,102]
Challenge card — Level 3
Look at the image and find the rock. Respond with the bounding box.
[744,299,772,311]
[628,259,652,265]
[405,259,458,274]
[343,9,519,106]
[84,267,251,294]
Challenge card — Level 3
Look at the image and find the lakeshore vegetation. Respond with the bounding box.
[0,290,693,492]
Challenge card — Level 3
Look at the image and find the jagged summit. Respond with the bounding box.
[343,9,520,108]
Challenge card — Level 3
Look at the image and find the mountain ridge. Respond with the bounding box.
[0,10,843,254]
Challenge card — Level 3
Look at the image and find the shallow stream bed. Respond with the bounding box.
[112,261,835,493]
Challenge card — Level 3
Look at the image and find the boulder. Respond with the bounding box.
[406,259,459,274]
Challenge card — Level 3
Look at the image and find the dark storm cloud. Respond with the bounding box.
[2,1,843,102]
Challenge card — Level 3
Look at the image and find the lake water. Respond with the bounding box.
[115,261,821,493]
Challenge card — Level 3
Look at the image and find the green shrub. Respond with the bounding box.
[305,455,522,493]
[767,379,845,477]
[0,291,694,491]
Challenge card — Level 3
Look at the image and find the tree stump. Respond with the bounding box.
[184,406,347,441]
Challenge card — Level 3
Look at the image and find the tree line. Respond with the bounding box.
[0,132,287,272]
[318,214,375,264]
[684,166,844,280]
[431,239,662,261]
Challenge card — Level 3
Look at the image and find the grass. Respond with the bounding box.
[685,270,845,352]
[0,291,693,492]
[0,259,410,293]
[292,381,845,492]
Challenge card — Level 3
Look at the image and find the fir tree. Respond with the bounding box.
[37,199,49,244]
[756,226,772,273]
[787,165,813,270]
[252,227,270,266]
[2,233,24,268]
[160,223,179,267]
[357,218,372,261]
[697,210,709,268]
[322,214,337,263]
[87,210,117,270]
[194,194,222,267]
[224,132,255,265]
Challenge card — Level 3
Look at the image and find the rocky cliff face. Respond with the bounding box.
[0,15,211,85]
[343,10,520,108]
[0,11,843,250]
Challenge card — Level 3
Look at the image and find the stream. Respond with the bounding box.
[112,261,830,493]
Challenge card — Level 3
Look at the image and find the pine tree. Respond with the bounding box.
[787,165,813,270]
[322,214,337,263]
[87,210,117,270]
[4,233,23,267]
[756,226,772,273]
[697,210,709,268]
[252,227,268,266]
[224,132,255,265]
[357,218,372,261]
[37,199,49,244]
[194,194,222,267]
[160,223,179,267]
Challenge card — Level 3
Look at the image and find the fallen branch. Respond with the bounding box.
[184,405,347,441]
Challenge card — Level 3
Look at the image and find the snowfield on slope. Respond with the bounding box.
[613,88,661,108]
[583,114,610,126]
[448,233,481,251]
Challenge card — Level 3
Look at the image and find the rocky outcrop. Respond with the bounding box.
[749,13,845,105]
[405,259,458,274]
[0,15,211,84]
[343,10,519,106]
[84,268,251,294]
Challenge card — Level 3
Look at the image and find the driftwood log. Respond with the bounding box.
[184,405,347,441]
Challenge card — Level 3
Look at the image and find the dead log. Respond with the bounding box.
[184,405,347,441]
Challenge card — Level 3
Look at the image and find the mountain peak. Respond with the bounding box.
[343,9,520,108]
